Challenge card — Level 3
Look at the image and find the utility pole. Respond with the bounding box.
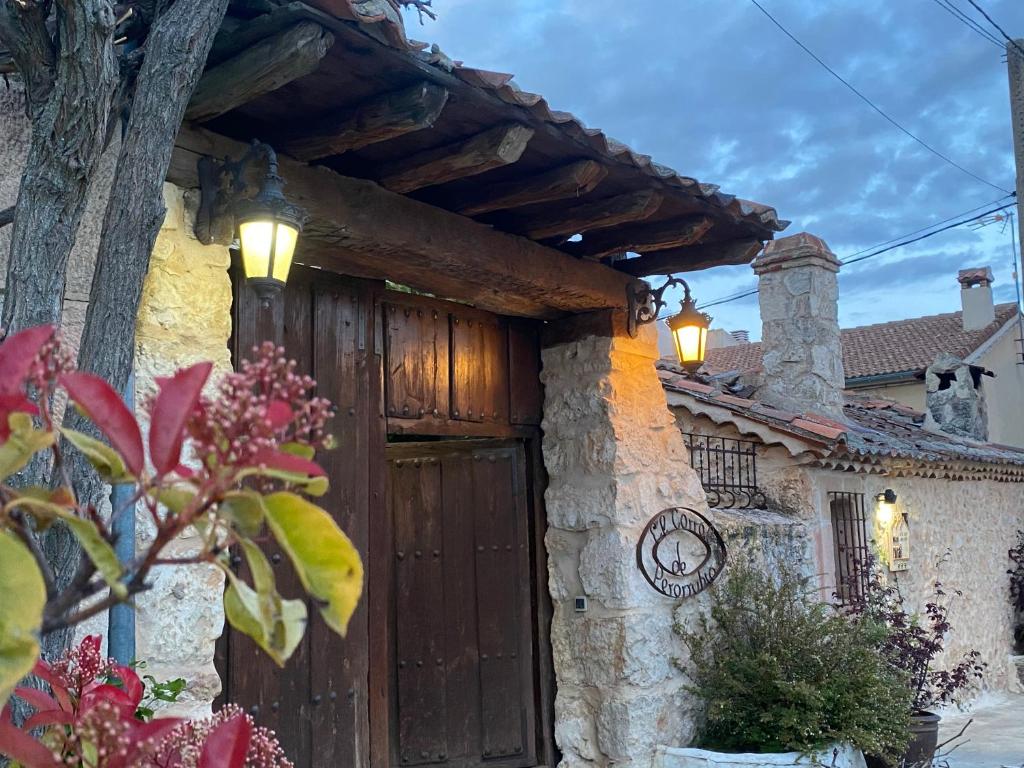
[1009,40,1024,364]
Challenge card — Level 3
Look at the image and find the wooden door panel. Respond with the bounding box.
[386,442,536,768]
[450,314,508,424]
[385,301,449,421]
[507,322,542,427]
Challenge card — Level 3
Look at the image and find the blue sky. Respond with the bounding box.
[402,0,1023,339]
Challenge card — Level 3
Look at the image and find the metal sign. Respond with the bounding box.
[636,507,727,599]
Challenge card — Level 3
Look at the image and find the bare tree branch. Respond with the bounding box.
[0,0,56,117]
[398,0,436,23]
[0,205,12,229]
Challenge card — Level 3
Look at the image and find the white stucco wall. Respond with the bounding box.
[2,81,232,716]
[976,320,1024,449]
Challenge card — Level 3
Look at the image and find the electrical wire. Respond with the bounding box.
[930,0,1004,47]
[747,0,1012,194]
[963,0,1024,57]
[694,198,1019,311]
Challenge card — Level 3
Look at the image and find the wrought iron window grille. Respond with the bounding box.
[829,491,870,605]
[682,433,767,510]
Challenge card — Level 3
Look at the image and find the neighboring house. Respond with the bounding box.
[698,268,1024,447]
[1,4,795,768]
[661,235,1024,693]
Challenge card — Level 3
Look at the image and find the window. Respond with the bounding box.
[682,432,766,509]
[829,492,870,604]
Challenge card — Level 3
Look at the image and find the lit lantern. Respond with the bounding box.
[236,165,305,304]
[666,291,712,373]
[875,488,898,527]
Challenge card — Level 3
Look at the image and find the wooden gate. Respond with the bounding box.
[383,441,536,768]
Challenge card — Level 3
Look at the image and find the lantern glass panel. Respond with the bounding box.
[673,324,708,367]
[239,220,299,283]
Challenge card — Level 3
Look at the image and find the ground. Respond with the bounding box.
[941,694,1024,768]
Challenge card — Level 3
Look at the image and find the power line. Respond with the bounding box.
[694,198,1019,311]
[930,0,1004,47]
[963,0,1024,57]
[748,0,1011,194]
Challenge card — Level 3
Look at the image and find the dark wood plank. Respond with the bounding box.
[453,160,607,217]
[391,456,449,765]
[384,300,449,421]
[377,123,536,194]
[508,320,543,427]
[207,2,311,67]
[174,125,638,319]
[509,189,663,241]
[561,215,714,261]
[285,81,450,161]
[187,22,335,123]
[450,311,509,424]
[616,238,764,277]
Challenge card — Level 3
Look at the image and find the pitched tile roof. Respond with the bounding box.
[702,303,1020,381]
[658,366,1024,476]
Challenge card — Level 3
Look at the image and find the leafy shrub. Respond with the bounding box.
[677,558,911,761]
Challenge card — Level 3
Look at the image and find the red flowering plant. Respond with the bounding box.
[0,635,292,767]
[0,325,363,721]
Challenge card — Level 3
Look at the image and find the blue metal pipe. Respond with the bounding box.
[107,372,136,665]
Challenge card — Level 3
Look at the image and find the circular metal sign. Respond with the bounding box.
[636,507,727,599]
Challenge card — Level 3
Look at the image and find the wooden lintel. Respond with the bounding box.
[563,215,714,261]
[284,81,450,161]
[511,189,664,241]
[377,123,536,194]
[454,160,607,216]
[617,238,765,277]
[186,22,334,123]
[172,124,633,319]
[207,2,311,67]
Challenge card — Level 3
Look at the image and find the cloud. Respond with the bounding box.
[409,0,1023,337]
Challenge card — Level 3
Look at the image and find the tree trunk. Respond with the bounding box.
[50,0,231,657]
[1,0,119,333]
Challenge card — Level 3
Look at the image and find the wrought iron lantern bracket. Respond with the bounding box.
[627,276,694,338]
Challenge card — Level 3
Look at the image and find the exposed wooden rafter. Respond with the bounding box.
[284,81,450,161]
[562,215,714,261]
[617,238,764,277]
[508,189,663,241]
[186,21,335,123]
[171,124,633,319]
[453,159,607,216]
[206,2,311,67]
[376,123,536,194]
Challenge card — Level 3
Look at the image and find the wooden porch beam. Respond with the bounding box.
[186,22,334,123]
[171,124,634,319]
[453,159,607,216]
[509,189,663,241]
[376,123,535,194]
[562,215,714,261]
[284,81,450,161]
[617,238,764,277]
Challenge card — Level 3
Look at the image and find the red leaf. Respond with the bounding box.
[22,710,73,730]
[108,664,144,707]
[79,684,137,718]
[60,373,145,476]
[0,325,54,398]
[149,362,213,476]
[0,707,61,768]
[115,718,185,768]
[265,400,293,430]
[13,686,58,713]
[199,713,251,768]
[30,661,71,712]
[250,448,325,477]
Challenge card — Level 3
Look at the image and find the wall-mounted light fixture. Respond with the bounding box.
[628,276,712,372]
[875,488,898,527]
[195,140,307,306]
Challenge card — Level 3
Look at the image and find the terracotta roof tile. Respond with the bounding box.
[703,303,1019,380]
[714,393,756,408]
[668,378,716,395]
[790,418,846,440]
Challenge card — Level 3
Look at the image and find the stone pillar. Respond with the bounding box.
[540,312,709,768]
[753,232,845,420]
[923,353,989,441]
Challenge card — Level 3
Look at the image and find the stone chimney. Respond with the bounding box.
[958,267,995,331]
[752,232,846,420]
[923,353,989,441]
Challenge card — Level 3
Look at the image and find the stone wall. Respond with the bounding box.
[2,81,232,716]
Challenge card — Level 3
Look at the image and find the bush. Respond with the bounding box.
[677,558,911,761]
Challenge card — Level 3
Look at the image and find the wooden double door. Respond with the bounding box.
[221,266,553,768]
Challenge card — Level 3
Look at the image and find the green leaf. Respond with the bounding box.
[156,485,198,516]
[238,466,329,498]
[61,427,131,483]
[0,531,46,710]
[263,492,363,637]
[280,442,316,460]
[220,491,266,538]
[58,514,127,599]
[0,412,55,482]
[222,540,306,666]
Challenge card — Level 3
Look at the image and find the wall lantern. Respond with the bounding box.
[875,488,898,527]
[628,276,712,372]
[195,140,307,306]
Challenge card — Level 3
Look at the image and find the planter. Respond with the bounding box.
[655,744,867,768]
[903,712,940,767]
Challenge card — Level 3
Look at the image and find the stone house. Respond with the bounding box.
[699,265,1024,447]
[0,3,801,768]
[661,234,1024,694]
